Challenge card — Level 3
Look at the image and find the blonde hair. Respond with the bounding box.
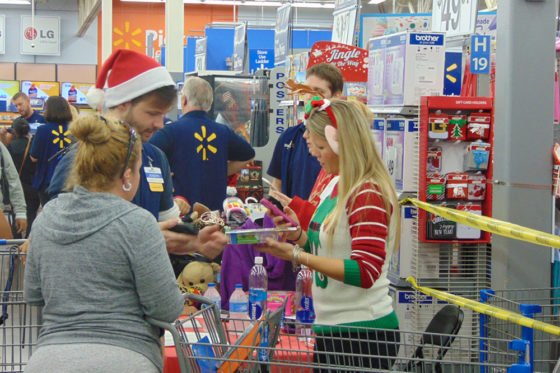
[66,115,142,191]
[306,99,400,250]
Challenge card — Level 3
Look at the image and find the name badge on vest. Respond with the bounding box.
[144,166,164,192]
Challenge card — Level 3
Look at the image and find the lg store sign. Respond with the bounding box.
[20,16,60,56]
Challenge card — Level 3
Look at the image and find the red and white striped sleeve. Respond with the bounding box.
[346,182,390,289]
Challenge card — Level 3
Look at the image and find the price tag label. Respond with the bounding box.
[470,35,490,74]
[432,0,478,36]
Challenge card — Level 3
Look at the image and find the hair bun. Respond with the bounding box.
[70,115,113,145]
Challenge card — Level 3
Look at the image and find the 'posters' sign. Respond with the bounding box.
[21,15,60,56]
[308,41,368,82]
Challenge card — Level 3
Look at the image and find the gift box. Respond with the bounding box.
[236,187,264,205]
[468,174,487,201]
[426,203,456,240]
[446,172,469,199]
[429,113,449,140]
[448,115,467,141]
[464,142,491,171]
[426,175,445,201]
[467,112,491,140]
[427,146,443,174]
[456,202,482,239]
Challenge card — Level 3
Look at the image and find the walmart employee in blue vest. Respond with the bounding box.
[47,50,226,259]
[150,77,255,212]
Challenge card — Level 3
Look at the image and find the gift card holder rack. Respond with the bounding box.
[418,96,494,243]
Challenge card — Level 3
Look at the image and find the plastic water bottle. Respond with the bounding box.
[229,284,249,332]
[203,283,221,311]
[249,256,268,320]
[295,265,315,338]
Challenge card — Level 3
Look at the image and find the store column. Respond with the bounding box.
[101,0,112,63]
[165,0,184,120]
[492,0,556,289]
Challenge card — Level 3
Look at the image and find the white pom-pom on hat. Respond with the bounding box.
[86,86,105,110]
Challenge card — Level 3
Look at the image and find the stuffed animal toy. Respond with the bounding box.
[177,260,221,315]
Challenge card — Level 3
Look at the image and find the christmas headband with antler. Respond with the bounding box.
[304,96,340,155]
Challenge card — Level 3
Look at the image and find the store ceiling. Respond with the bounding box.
[4,0,498,36]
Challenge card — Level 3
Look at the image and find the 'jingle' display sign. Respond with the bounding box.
[307,41,368,82]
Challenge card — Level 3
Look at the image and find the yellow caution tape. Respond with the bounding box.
[401,198,560,249]
[406,277,560,337]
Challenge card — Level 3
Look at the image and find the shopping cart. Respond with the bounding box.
[150,292,287,373]
[157,294,526,373]
[0,239,41,373]
[481,287,560,373]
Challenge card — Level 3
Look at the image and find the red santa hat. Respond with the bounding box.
[87,49,175,110]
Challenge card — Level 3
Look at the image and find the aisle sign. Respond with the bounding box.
[443,52,462,95]
[275,4,292,66]
[471,35,490,74]
[432,0,478,37]
[233,23,247,72]
[195,37,207,72]
[20,16,60,56]
[332,0,359,46]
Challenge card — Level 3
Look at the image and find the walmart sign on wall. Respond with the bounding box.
[20,16,60,56]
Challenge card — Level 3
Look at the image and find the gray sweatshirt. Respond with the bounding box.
[24,185,184,371]
[0,142,26,220]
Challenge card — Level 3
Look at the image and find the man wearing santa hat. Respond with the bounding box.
[48,49,225,259]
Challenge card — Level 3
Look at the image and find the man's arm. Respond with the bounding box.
[227,159,253,176]
[0,144,27,233]
[159,219,226,259]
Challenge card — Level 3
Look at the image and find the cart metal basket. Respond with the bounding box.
[0,239,41,373]
[481,287,560,373]
[156,294,527,373]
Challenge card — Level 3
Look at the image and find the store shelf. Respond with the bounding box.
[278,100,304,107]
[368,105,419,116]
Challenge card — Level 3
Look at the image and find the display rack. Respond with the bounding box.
[418,96,494,244]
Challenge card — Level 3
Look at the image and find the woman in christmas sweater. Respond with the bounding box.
[258,98,400,371]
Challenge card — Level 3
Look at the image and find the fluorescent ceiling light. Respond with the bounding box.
[121,0,334,7]
[368,0,386,4]
[0,0,31,4]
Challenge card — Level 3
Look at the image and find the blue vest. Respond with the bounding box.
[150,111,254,211]
[48,143,175,220]
[29,122,71,192]
[131,143,174,220]
[267,123,321,200]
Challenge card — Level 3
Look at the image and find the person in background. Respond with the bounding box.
[268,63,343,230]
[11,92,45,125]
[0,93,44,146]
[7,117,38,237]
[258,99,400,371]
[0,140,27,238]
[24,115,184,373]
[150,76,255,212]
[29,96,73,206]
[48,49,226,259]
[267,63,343,203]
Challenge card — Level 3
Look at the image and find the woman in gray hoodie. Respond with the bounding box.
[24,115,184,373]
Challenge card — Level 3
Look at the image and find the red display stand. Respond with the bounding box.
[418,96,494,243]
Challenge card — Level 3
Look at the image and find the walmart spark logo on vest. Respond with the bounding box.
[194,125,217,161]
[51,125,71,149]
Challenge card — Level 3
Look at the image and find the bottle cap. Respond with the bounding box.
[235,283,243,289]
[255,256,263,265]
[208,283,215,287]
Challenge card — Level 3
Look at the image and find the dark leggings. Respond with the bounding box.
[313,327,400,372]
